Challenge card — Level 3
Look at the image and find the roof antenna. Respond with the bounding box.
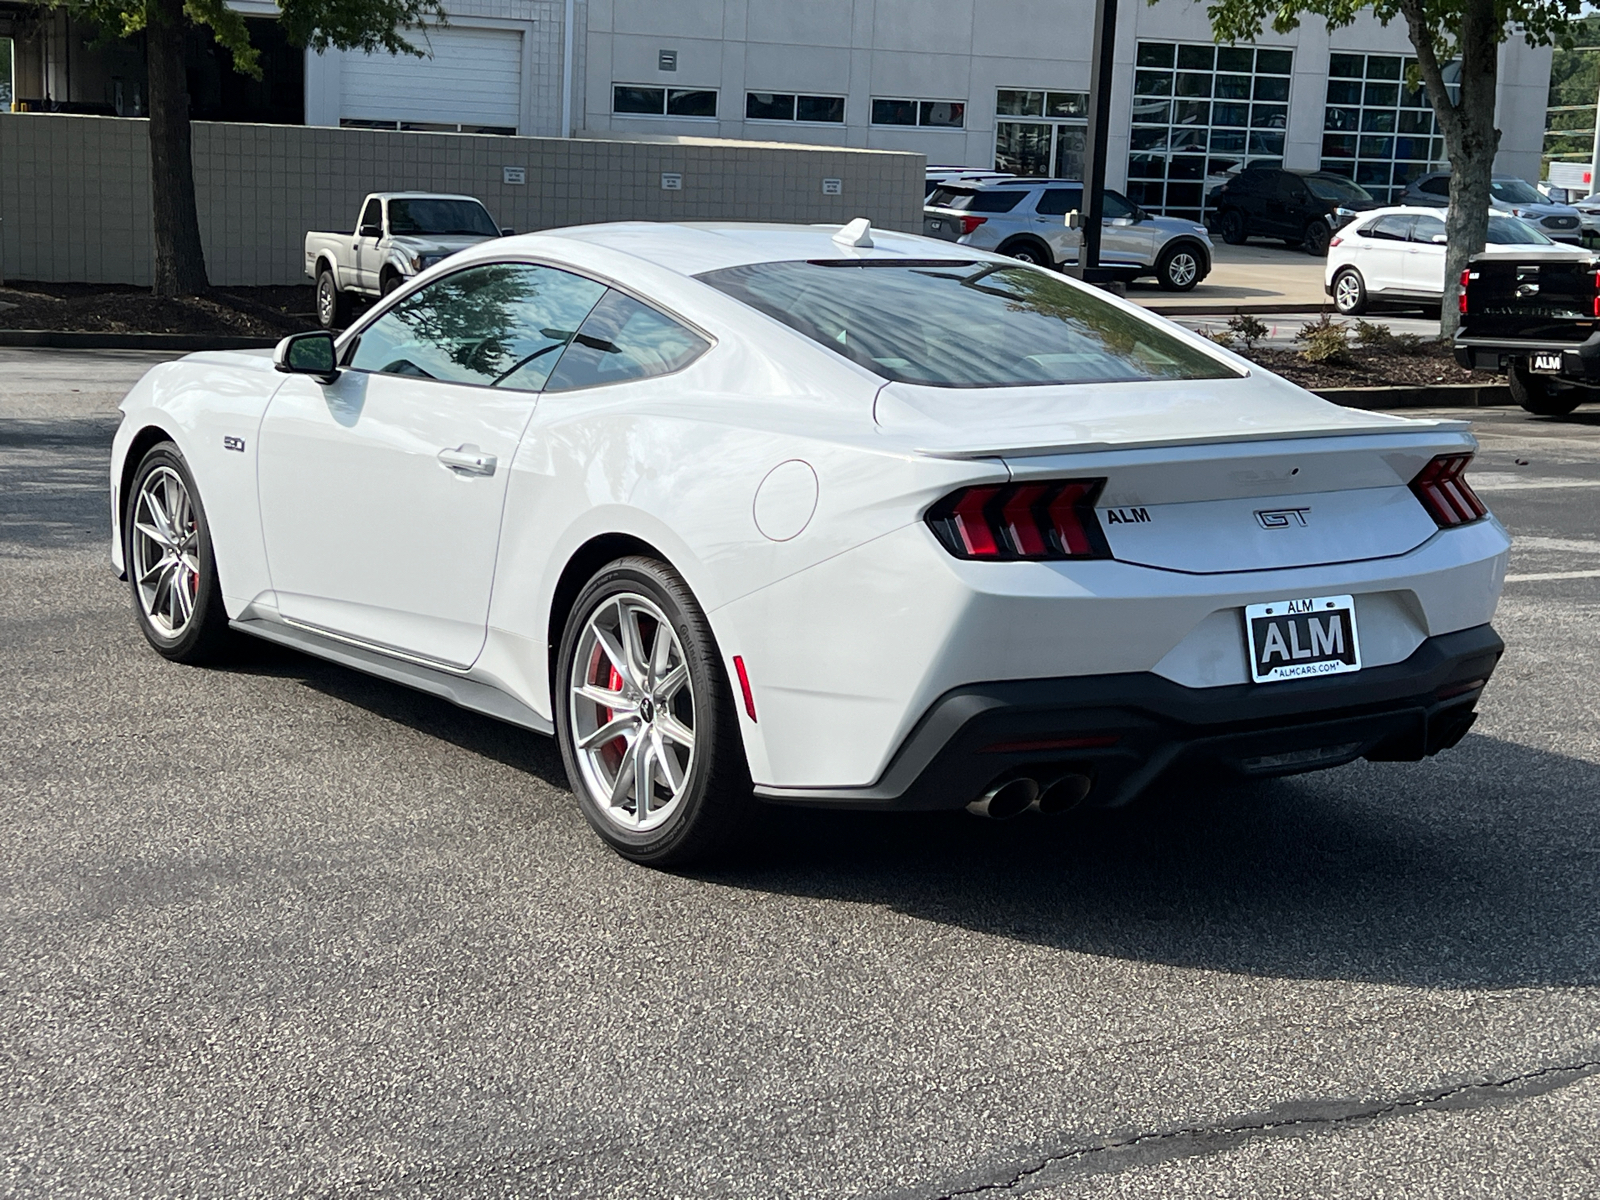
[832,217,874,248]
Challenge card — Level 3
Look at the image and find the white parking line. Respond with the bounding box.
[1512,536,1600,555]
[1470,475,1600,492]
[1504,569,1600,583]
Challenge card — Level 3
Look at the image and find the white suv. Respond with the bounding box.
[924,179,1213,291]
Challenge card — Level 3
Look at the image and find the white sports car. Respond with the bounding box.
[111,219,1509,864]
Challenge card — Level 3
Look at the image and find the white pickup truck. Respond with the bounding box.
[303,192,511,328]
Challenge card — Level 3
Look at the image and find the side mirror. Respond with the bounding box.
[359,224,382,239]
[1108,216,1135,227]
[274,331,340,382]
[500,227,515,236]
[1431,233,1448,244]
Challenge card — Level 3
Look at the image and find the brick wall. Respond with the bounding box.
[0,113,924,286]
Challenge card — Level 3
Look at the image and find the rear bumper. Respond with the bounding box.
[1454,332,1600,384]
[754,624,1503,811]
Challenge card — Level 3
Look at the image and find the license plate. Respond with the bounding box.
[928,219,943,231]
[1531,353,1562,373]
[1245,595,1361,684]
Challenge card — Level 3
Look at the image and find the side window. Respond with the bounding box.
[1100,191,1135,219]
[1410,215,1447,244]
[1420,176,1450,197]
[360,199,382,233]
[543,291,710,392]
[1366,215,1413,241]
[1036,188,1082,216]
[1276,174,1307,201]
[347,262,607,390]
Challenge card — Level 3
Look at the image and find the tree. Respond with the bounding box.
[1200,0,1583,335]
[59,0,447,296]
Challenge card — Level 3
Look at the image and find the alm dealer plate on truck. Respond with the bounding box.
[1245,595,1361,684]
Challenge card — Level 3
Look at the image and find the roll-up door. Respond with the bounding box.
[342,26,523,132]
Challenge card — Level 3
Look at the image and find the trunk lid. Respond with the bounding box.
[877,375,1473,573]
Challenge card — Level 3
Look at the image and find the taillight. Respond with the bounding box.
[959,215,988,235]
[1592,270,1600,318]
[927,479,1110,560]
[1329,235,1343,247]
[1409,453,1487,527]
[1458,268,1472,315]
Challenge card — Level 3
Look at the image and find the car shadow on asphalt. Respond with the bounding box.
[704,735,1600,992]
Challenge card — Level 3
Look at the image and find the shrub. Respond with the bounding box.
[1296,313,1350,362]
[1225,313,1269,351]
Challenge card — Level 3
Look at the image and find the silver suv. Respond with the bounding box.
[923,178,1213,291]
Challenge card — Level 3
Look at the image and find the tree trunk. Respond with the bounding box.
[146,0,209,296]
[1402,0,1499,338]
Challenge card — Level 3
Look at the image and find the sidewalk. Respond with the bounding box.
[1130,243,1332,314]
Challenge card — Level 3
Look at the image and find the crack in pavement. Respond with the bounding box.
[921,1055,1600,1199]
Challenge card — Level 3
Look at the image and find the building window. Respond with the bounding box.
[994,89,1089,178]
[1128,41,1294,219]
[871,98,965,128]
[613,85,718,118]
[1321,53,1445,202]
[745,92,846,123]
[340,118,518,136]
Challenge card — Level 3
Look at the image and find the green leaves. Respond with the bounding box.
[1200,0,1586,52]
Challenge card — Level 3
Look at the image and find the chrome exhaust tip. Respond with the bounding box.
[1030,772,1092,815]
[967,777,1038,819]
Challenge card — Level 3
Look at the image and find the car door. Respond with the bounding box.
[1035,186,1082,264]
[255,261,608,668]
[1269,173,1314,239]
[1098,190,1156,268]
[1402,213,1448,297]
[354,198,384,291]
[1356,214,1414,295]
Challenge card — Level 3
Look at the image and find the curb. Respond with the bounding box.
[1315,383,1511,409]
[0,330,282,350]
[1142,302,1332,317]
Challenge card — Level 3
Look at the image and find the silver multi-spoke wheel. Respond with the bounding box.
[1335,271,1363,314]
[1166,251,1198,288]
[568,593,697,833]
[130,465,201,639]
[317,273,337,327]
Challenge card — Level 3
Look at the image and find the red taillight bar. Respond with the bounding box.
[927,479,1111,560]
[1593,270,1600,318]
[1458,268,1473,315]
[1409,453,1487,528]
[959,215,987,235]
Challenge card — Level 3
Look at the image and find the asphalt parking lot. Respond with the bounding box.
[3,348,1599,1198]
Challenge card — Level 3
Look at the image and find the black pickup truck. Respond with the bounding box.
[1454,256,1600,415]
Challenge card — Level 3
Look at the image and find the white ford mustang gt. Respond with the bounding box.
[110,219,1508,864]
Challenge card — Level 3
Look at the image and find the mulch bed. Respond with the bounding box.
[0,282,317,337]
[1243,342,1486,391]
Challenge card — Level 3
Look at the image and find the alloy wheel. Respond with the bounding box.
[1335,273,1362,313]
[568,593,697,832]
[317,274,336,326]
[130,465,201,639]
[1166,252,1198,288]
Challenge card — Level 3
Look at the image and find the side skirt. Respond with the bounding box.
[230,617,554,736]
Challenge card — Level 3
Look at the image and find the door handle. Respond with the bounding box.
[438,444,497,476]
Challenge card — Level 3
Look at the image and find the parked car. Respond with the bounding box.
[1455,247,1600,416]
[1399,173,1584,244]
[304,192,511,328]
[112,219,1506,865]
[1205,167,1379,255]
[925,166,1014,198]
[1325,207,1590,315]
[923,178,1213,290]
[1568,191,1600,239]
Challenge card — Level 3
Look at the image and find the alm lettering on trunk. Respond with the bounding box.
[1105,507,1151,525]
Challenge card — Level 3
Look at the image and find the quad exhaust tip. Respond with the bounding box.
[967,773,1094,819]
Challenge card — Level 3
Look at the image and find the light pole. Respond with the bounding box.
[1075,0,1119,281]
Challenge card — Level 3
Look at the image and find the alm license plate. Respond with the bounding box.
[1531,353,1563,373]
[928,219,944,231]
[1245,595,1361,684]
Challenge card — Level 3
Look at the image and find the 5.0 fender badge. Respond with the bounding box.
[223,436,246,453]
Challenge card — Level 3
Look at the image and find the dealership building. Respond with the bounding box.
[2,0,1550,218]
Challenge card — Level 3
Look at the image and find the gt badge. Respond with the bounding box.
[1255,507,1309,529]
[223,436,246,453]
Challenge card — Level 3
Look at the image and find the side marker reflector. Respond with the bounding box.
[733,655,757,721]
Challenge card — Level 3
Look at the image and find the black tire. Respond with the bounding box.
[1303,220,1332,256]
[316,268,352,330]
[1155,242,1203,292]
[997,237,1053,267]
[123,442,237,664]
[554,556,752,866]
[1509,362,1584,416]
[1332,267,1367,316]
[380,270,402,297]
[1219,209,1248,245]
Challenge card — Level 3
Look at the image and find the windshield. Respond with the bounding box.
[697,260,1240,388]
[1304,175,1373,203]
[1485,216,1555,245]
[387,198,499,237]
[1488,179,1543,205]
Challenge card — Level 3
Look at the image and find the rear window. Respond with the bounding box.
[1486,216,1554,245]
[697,260,1240,388]
[927,187,1028,213]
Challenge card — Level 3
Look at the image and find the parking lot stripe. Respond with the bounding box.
[1503,569,1600,583]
